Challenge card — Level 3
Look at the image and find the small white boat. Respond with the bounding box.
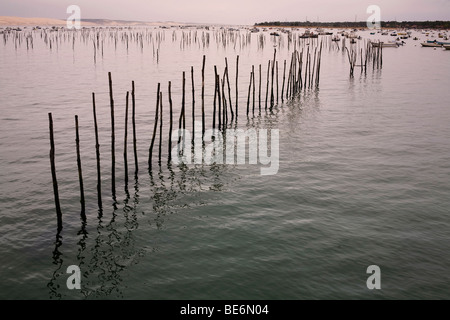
[421,42,441,47]
[382,42,398,48]
[371,41,398,48]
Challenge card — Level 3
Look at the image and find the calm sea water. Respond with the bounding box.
[1,27,450,299]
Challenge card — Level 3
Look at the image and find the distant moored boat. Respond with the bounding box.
[299,30,318,38]
[382,42,398,48]
[421,42,442,47]
[371,41,398,48]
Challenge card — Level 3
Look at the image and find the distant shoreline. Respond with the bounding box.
[255,21,450,29]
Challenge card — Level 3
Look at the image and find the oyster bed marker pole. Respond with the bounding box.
[48,112,62,231]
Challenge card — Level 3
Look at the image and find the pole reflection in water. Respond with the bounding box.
[47,231,63,299]
[46,159,243,298]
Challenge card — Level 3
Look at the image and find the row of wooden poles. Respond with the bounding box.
[4,27,241,52]
[48,46,323,230]
[5,26,336,55]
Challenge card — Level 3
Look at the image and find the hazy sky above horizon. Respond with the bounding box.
[1,0,449,24]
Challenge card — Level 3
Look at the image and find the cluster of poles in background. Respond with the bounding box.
[3,26,383,78]
[3,26,380,66]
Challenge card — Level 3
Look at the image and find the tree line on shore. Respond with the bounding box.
[255,21,450,29]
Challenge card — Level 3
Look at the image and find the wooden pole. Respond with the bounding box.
[304,47,309,89]
[292,51,296,95]
[252,65,255,115]
[298,50,303,91]
[214,66,221,129]
[92,93,102,209]
[311,48,317,88]
[380,45,383,68]
[276,60,279,105]
[265,60,270,109]
[124,92,129,186]
[217,73,222,129]
[360,48,363,73]
[259,64,262,112]
[201,55,205,136]
[178,72,186,147]
[316,42,322,87]
[149,83,160,169]
[271,49,276,107]
[191,66,195,143]
[225,58,233,120]
[281,60,286,103]
[222,78,227,125]
[247,69,252,116]
[131,81,138,175]
[108,72,116,198]
[158,91,163,165]
[235,55,239,118]
[182,71,186,131]
[213,72,217,130]
[294,51,298,95]
[286,54,293,100]
[168,81,173,162]
[48,113,62,231]
[308,50,312,88]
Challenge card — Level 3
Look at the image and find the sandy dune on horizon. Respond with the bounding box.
[0,16,99,26]
[0,16,189,27]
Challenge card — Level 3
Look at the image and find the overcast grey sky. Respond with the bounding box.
[1,0,449,24]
